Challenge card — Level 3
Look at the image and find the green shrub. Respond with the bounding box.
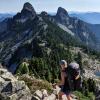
[16,62,29,75]
[18,75,52,94]
[73,91,95,100]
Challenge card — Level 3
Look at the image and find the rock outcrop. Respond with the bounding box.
[13,2,36,22]
[0,68,33,100]
[0,66,79,100]
[56,7,69,25]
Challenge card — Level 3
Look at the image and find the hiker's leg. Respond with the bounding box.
[66,95,72,100]
[66,92,72,100]
[58,91,64,100]
[59,85,65,100]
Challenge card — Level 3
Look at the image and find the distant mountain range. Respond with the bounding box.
[49,12,100,24]
[0,13,14,22]
[1,12,100,24]
[70,12,100,24]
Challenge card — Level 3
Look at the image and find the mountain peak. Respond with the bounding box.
[13,2,36,21]
[23,2,35,12]
[41,11,48,16]
[21,2,36,19]
[55,7,69,25]
[57,7,69,17]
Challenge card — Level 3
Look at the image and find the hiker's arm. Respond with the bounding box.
[58,72,65,86]
[75,74,80,80]
[53,72,65,87]
[74,71,80,80]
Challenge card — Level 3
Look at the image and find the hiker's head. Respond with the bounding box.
[59,60,67,70]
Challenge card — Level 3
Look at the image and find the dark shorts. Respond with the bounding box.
[74,77,82,91]
[59,85,70,95]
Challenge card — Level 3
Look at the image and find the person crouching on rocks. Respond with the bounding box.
[57,60,72,100]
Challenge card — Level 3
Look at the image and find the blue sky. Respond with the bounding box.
[0,0,100,13]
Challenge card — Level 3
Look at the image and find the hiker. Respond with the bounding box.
[68,62,82,91]
[53,60,82,100]
[57,60,72,100]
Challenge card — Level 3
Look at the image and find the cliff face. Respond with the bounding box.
[13,2,36,22]
[55,7,97,49]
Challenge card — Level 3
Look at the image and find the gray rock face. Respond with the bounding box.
[56,7,69,17]
[56,7,69,25]
[55,7,97,49]
[21,2,36,20]
[13,2,36,23]
[0,67,32,100]
[23,2,36,13]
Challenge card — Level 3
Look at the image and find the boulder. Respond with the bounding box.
[34,90,43,99]
[0,68,33,100]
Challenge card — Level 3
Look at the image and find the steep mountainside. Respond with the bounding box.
[0,3,79,73]
[70,12,100,49]
[49,11,100,50]
[54,7,97,49]
[88,24,100,49]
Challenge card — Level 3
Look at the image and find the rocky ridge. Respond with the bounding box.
[0,64,79,100]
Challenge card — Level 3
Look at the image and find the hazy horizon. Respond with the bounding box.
[1,11,100,15]
[0,0,100,13]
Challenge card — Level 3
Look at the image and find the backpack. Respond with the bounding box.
[68,62,80,79]
[65,62,81,91]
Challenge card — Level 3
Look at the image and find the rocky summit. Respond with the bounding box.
[0,66,79,100]
[13,2,36,22]
[56,7,69,23]
[21,2,36,19]
[0,67,32,100]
